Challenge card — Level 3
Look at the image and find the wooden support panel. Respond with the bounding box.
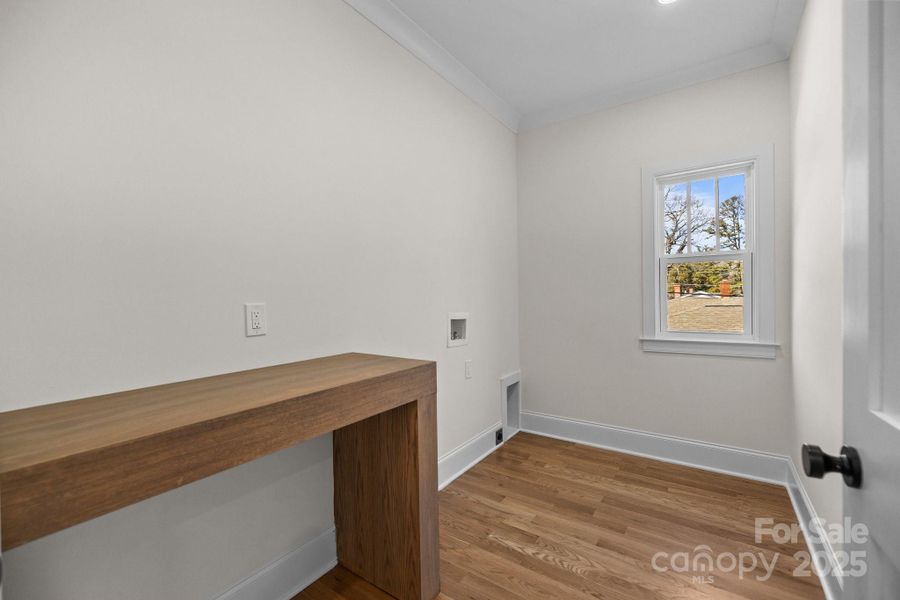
[333,391,440,600]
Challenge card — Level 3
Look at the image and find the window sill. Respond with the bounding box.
[640,337,778,359]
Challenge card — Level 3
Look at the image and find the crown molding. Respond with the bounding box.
[519,43,788,131]
[772,0,808,55]
[342,0,522,132]
[343,0,801,134]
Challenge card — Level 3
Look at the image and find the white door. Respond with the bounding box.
[842,1,900,598]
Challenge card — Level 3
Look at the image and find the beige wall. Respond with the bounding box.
[789,0,844,530]
[0,0,519,598]
[517,62,794,454]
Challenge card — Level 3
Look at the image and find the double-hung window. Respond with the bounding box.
[641,147,777,358]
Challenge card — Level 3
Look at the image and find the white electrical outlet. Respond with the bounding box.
[465,360,472,379]
[245,303,267,337]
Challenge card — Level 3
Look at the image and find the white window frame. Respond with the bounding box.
[640,146,777,358]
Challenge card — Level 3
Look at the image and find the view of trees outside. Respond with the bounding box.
[717,174,747,250]
[663,175,745,253]
[667,260,744,297]
[662,174,747,333]
[663,174,746,296]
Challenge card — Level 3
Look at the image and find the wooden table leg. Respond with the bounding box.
[333,394,440,600]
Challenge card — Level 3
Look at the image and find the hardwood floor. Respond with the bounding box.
[296,432,824,600]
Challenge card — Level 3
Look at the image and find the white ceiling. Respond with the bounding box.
[344,0,806,131]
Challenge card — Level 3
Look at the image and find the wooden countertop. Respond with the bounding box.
[0,352,432,474]
[0,352,436,550]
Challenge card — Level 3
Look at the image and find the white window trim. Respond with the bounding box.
[640,145,778,359]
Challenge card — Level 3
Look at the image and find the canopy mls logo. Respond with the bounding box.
[651,544,780,583]
[650,517,870,583]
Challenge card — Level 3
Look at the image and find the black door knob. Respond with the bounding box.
[802,444,862,488]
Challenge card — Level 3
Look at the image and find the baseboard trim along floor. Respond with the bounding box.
[214,527,337,600]
[437,421,504,490]
[521,411,790,484]
[786,461,844,600]
[219,411,841,600]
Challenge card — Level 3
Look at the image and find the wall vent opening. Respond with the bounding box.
[500,372,521,440]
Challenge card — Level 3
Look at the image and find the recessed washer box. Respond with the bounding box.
[447,313,469,347]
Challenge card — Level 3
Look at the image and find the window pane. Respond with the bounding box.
[663,182,688,254]
[690,179,716,252]
[667,260,744,333]
[717,174,746,250]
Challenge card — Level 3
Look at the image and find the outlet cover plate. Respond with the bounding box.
[245,303,267,337]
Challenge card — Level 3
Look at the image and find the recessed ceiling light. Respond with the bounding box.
[657,0,678,4]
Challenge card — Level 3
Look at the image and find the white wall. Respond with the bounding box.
[0,0,519,598]
[517,62,794,454]
[789,0,844,530]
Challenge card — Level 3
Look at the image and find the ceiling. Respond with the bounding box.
[343,0,806,131]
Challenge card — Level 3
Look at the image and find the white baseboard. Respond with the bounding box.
[521,410,840,599]
[786,462,844,600]
[521,411,790,484]
[214,527,337,600]
[438,421,503,490]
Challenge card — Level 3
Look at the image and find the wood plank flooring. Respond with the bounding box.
[296,432,824,600]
